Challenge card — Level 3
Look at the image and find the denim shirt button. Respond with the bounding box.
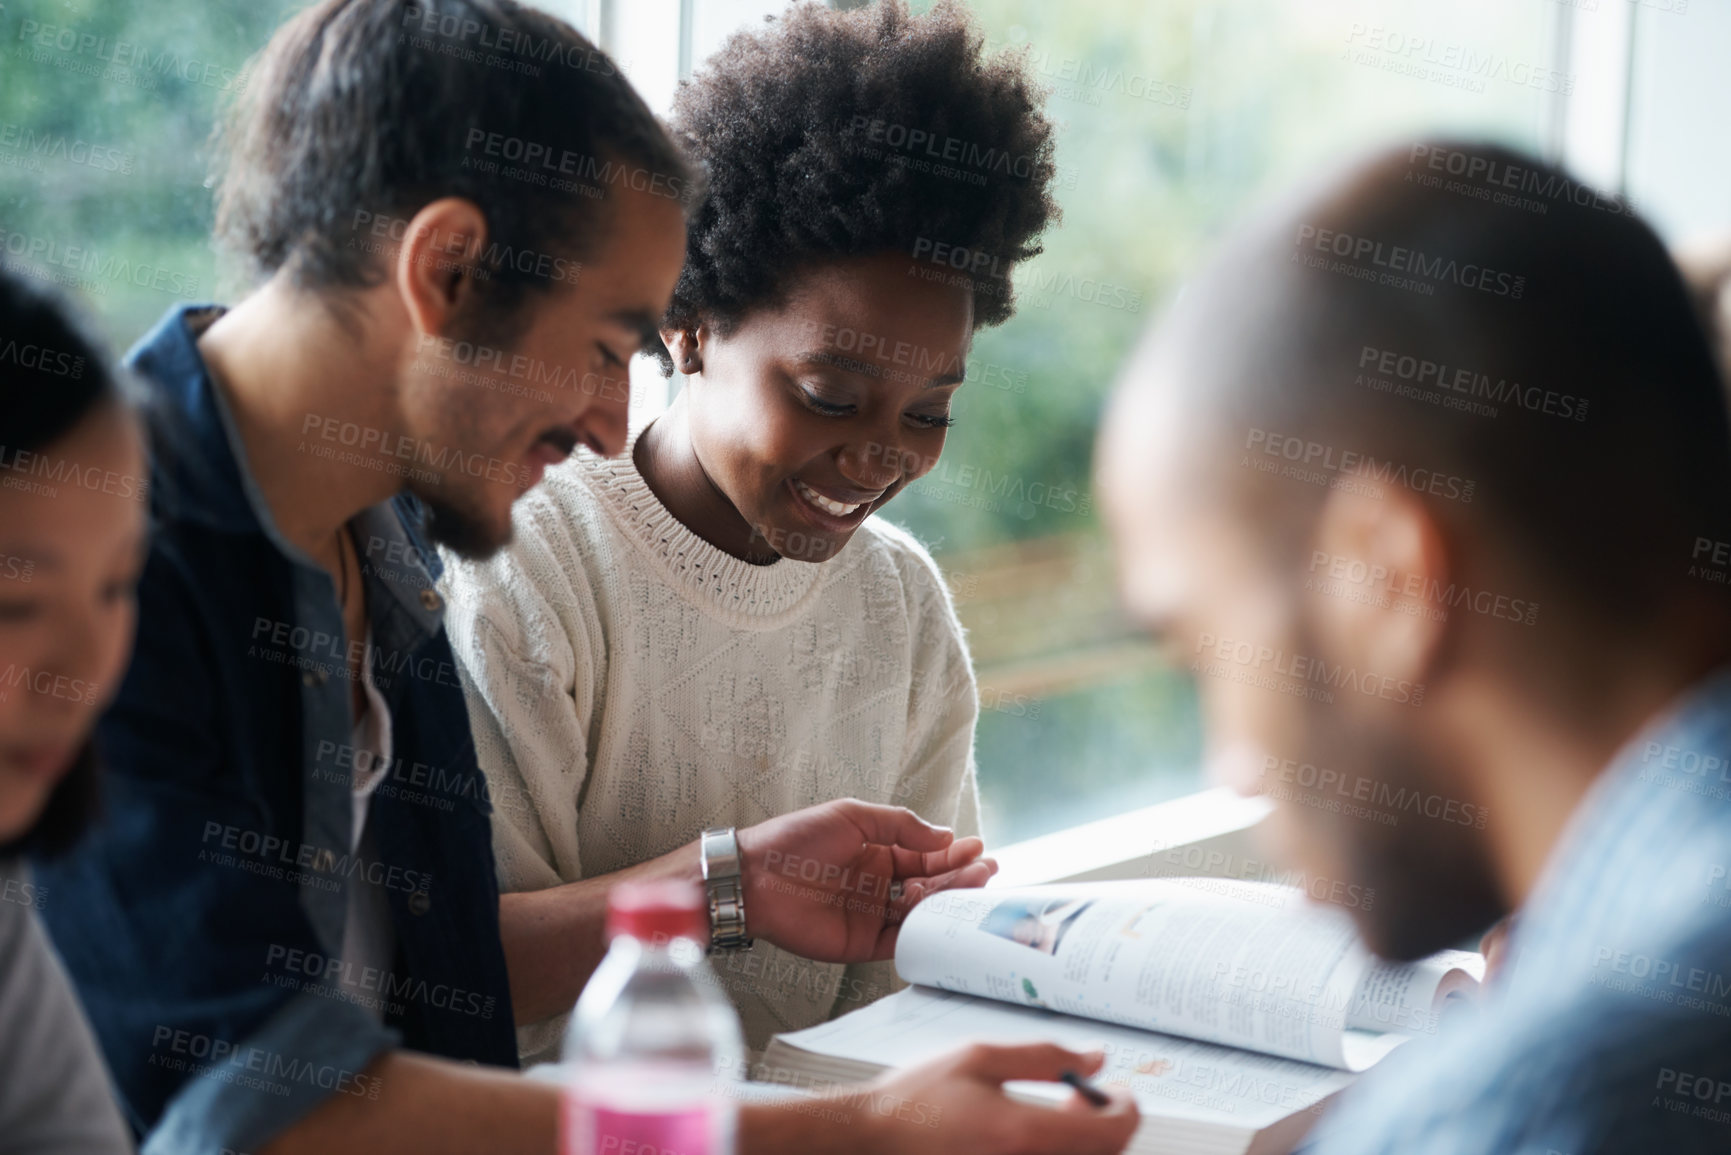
[419,588,442,612]
[302,670,326,687]
[409,890,431,916]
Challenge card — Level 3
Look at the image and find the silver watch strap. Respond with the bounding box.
[700,827,753,952]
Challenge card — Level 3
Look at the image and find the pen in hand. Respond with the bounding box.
[1059,1067,1111,1108]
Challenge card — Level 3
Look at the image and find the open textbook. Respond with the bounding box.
[761,879,1482,1155]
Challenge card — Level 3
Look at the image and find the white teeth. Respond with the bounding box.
[794,479,862,518]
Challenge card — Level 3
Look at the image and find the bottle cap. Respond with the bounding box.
[606,879,709,945]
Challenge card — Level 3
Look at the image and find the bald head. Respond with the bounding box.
[1107,140,1731,623]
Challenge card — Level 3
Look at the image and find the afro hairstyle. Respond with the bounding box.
[650,0,1060,374]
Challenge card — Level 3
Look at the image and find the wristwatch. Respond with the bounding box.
[700,827,754,953]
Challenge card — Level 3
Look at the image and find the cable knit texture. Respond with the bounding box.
[439,432,982,1063]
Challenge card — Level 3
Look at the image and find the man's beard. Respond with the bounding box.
[1347,810,1507,960]
[417,484,511,561]
[1286,619,1507,961]
[1323,722,1508,961]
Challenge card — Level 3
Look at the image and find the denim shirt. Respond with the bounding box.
[1310,666,1731,1154]
[34,305,519,1155]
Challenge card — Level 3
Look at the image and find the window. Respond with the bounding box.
[4,0,1723,848]
[879,0,1562,844]
[1,5,292,340]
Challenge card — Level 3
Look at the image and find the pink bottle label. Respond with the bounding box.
[563,1093,725,1155]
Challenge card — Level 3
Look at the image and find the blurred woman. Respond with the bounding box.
[0,269,145,1152]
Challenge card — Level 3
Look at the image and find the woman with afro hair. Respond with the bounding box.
[441,0,1062,1063]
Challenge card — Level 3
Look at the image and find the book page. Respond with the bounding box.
[896,881,1416,1070]
[1345,948,1485,1035]
[774,985,1356,1131]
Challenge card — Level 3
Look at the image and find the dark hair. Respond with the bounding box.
[214,0,695,341]
[1170,140,1731,620]
[0,268,118,858]
[652,0,1059,374]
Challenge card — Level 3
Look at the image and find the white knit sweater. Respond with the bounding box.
[438,432,982,1063]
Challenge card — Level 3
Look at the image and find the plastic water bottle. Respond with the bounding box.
[562,880,745,1155]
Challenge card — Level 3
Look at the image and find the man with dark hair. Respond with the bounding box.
[33,2,1139,1154]
[33,0,688,1148]
[1100,139,1731,1151]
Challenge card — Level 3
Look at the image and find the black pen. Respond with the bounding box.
[1059,1068,1111,1108]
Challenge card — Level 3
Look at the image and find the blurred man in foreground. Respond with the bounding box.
[1100,140,1731,1152]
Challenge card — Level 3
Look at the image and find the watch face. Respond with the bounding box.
[702,829,742,879]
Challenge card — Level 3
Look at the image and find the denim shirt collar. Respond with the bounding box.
[128,303,455,952]
[1501,662,1731,1001]
[1533,664,1731,896]
[127,302,447,645]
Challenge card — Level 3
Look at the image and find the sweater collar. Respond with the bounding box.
[570,426,841,619]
